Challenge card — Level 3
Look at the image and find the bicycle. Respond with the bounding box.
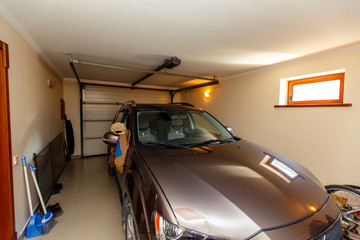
[325,184,360,240]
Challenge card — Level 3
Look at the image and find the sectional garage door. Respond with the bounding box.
[82,85,179,156]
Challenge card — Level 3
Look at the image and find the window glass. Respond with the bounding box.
[192,112,221,138]
[114,110,124,122]
[292,80,340,101]
[123,109,130,129]
[136,110,232,145]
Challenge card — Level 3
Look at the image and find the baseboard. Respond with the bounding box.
[71,154,81,159]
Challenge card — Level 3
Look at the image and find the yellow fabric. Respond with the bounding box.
[111,122,127,135]
[109,130,131,173]
[116,165,124,174]
[109,145,116,168]
[114,130,131,172]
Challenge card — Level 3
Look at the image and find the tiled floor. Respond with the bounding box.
[27,156,125,240]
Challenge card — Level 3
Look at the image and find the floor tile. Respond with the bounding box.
[25,156,125,240]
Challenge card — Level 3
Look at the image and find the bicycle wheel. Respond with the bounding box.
[325,185,360,240]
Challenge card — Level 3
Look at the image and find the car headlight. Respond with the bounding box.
[154,212,217,240]
[155,212,185,240]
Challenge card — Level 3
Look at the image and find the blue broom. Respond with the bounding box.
[28,163,56,234]
[22,156,43,238]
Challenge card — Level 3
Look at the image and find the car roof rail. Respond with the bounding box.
[124,100,136,107]
[171,102,195,107]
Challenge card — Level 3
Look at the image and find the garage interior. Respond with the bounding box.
[1,1,360,240]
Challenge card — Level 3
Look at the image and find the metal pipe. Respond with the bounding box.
[176,79,219,92]
[69,60,84,157]
[81,82,173,92]
[70,58,218,82]
[169,79,219,103]
[79,84,84,158]
[131,57,181,86]
[131,72,155,87]
[69,60,81,85]
[131,64,165,87]
[170,91,176,103]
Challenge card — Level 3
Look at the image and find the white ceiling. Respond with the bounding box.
[1,0,360,87]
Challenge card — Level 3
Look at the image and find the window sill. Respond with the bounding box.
[274,103,352,108]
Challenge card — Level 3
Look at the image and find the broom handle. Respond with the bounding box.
[22,157,33,216]
[28,164,47,214]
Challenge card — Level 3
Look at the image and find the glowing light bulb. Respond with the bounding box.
[204,90,211,98]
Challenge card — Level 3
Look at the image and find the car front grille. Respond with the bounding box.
[312,217,343,240]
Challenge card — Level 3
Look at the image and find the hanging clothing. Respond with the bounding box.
[114,130,131,173]
[109,122,131,173]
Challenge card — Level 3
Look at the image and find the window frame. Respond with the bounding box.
[287,73,345,105]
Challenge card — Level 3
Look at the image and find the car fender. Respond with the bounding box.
[119,167,146,229]
[121,151,179,239]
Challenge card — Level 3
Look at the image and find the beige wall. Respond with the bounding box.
[63,78,81,156]
[0,15,64,235]
[182,48,360,186]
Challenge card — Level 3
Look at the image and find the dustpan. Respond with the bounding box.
[22,156,44,238]
[26,213,44,238]
[28,163,55,234]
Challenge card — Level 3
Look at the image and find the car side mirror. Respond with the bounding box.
[225,126,233,134]
[103,132,118,145]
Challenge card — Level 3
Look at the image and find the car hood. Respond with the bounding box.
[139,140,329,239]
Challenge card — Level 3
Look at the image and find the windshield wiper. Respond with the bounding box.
[188,139,236,148]
[141,141,188,149]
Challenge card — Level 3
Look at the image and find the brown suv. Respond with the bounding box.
[103,101,342,240]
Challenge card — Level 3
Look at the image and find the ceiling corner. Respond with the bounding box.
[0,2,64,79]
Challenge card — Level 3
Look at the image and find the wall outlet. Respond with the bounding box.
[13,155,18,166]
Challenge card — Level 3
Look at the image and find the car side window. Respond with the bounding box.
[114,109,125,123]
[122,109,130,129]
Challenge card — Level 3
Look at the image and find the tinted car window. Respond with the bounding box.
[136,110,232,145]
[123,109,130,129]
[114,109,124,123]
[192,112,221,137]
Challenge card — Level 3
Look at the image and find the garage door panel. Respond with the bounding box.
[84,138,107,156]
[83,104,120,121]
[83,85,173,103]
[84,121,112,138]
[84,86,123,103]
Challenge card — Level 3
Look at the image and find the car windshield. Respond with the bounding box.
[136,110,234,147]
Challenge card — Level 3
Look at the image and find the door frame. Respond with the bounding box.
[0,40,16,240]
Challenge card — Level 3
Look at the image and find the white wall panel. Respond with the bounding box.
[0,16,64,235]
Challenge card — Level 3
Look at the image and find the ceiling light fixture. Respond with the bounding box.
[47,79,56,88]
